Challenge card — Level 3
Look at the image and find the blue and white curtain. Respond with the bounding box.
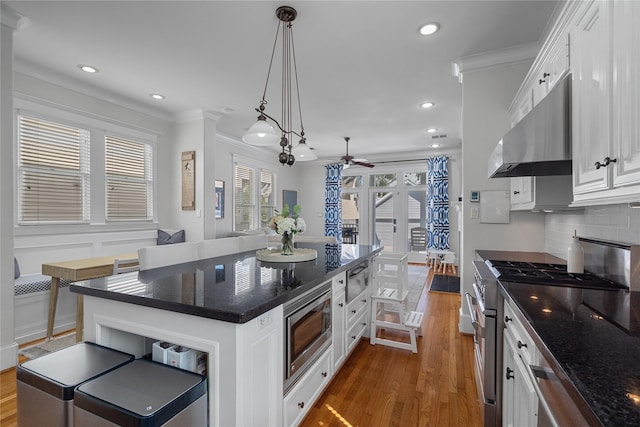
[324,163,343,244]
[427,156,449,249]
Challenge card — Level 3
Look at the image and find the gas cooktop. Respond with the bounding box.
[487,260,627,291]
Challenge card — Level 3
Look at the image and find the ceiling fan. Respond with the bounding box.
[340,137,375,168]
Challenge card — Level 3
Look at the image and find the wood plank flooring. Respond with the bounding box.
[0,268,481,427]
[300,268,481,427]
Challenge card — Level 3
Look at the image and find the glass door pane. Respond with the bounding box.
[341,192,360,244]
[372,190,395,252]
[407,189,428,260]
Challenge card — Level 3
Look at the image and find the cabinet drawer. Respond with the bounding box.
[504,301,537,364]
[346,310,368,353]
[283,348,332,427]
[346,293,369,326]
[332,272,346,292]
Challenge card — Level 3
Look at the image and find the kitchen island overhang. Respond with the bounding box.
[70,243,381,427]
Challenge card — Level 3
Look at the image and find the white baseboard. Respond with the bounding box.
[14,287,76,344]
[1,341,18,370]
[458,308,474,335]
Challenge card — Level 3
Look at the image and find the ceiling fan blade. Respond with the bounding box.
[352,160,375,168]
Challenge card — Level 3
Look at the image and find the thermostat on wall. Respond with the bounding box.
[470,191,480,202]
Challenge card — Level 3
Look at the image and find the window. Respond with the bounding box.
[17,115,90,223]
[234,165,255,231]
[260,171,276,228]
[233,163,276,231]
[105,135,153,220]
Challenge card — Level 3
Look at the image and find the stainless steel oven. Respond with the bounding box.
[284,282,332,393]
[346,260,368,304]
[466,260,502,427]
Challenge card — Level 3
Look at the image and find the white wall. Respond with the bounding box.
[460,61,546,333]
[545,205,640,258]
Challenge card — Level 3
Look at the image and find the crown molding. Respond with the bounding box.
[1,4,30,31]
[452,42,540,83]
[174,109,225,123]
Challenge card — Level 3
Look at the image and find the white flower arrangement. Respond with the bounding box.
[269,204,306,236]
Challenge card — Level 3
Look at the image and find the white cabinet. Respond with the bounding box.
[331,273,346,371]
[611,0,640,189]
[503,301,539,427]
[510,175,574,211]
[345,286,369,354]
[571,0,640,205]
[283,348,331,427]
[533,34,570,108]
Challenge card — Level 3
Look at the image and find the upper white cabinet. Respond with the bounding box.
[571,0,640,205]
[532,34,570,108]
[571,0,613,196]
[611,0,640,189]
[510,176,574,211]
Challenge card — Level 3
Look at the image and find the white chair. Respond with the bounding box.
[199,237,241,259]
[293,235,338,244]
[440,251,457,275]
[238,234,268,252]
[369,253,423,353]
[112,258,139,274]
[427,249,440,269]
[137,242,200,271]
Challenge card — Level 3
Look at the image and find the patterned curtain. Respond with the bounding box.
[427,156,449,249]
[324,163,343,243]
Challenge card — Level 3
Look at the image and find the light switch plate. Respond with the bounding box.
[471,207,479,219]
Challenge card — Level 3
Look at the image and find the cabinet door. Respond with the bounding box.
[503,331,516,427]
[612,0,640,188]
[510,176,533,208]
[546,33,570,93]
[571,0,613,194]
[513,352,539,427]
[332,288,346,371]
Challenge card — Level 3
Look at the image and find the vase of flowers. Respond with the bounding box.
[269,204,306,255]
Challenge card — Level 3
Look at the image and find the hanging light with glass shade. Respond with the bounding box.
[243,6,313,165]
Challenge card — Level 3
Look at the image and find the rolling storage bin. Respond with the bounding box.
[17,342,134,427]
[73,359,207,426]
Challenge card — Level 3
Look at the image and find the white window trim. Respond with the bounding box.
[232,154,278,232]
[14,98,158,235]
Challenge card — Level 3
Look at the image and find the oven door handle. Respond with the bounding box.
[465,292,479,331]
[523,360,560,427]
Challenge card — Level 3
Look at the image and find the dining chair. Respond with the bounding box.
[238,234,268,252]
[137,242,200,271]
[112,258,139,274]
[427,249,440,269]
[199,237,241,259]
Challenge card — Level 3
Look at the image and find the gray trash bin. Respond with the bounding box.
[73,359,207,426]
[17,342,134,427]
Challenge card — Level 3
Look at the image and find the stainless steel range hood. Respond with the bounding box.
[489,74,572,178]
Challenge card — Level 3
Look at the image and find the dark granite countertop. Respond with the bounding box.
[477,250,640,426]
[71,243,381,324]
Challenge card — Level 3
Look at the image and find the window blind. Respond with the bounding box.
[234,165,255,231]
[105,135,153,220]
[17,115,90,223]
[260,170,276,227]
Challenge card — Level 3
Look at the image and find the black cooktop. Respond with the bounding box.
[487,260,627,291]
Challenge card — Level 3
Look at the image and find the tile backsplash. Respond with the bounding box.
[545,204,640,260]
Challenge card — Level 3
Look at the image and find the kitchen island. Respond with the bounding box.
[70,243,381,427]
[477,250,640,426]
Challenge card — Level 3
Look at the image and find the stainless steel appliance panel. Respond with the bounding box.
[346,260,369,304]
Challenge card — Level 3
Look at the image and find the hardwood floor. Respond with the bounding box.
[300,268,482,427]
[0,268,481,427]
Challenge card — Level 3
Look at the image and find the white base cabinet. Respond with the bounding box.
[502,301,539,427]
[283,349,332,427]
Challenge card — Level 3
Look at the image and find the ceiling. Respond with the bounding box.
[5,0,559,163]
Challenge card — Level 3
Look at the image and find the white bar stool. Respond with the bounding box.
[369,253,423,353]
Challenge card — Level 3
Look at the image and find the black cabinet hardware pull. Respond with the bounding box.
[298,402,304,409]
[517,340,527,349]
[505,316,512,323]
[321,372,327,378]
[352,309,357,314]
[506,367,514,380]
[513,191,520,195]
[338,303,343,307]
[595,157,618,169]
[539,78,546,84]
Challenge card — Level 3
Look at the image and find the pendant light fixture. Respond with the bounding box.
[243,6,310,166]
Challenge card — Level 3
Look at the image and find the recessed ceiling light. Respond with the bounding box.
[431,144,439,148]
[150,93,165,100]
[427,128,438,133]
[421,101,435,109]
[78,64,98,73]
[419,23,440,36]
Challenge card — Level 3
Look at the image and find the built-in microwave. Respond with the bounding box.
[284,283,332,393]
